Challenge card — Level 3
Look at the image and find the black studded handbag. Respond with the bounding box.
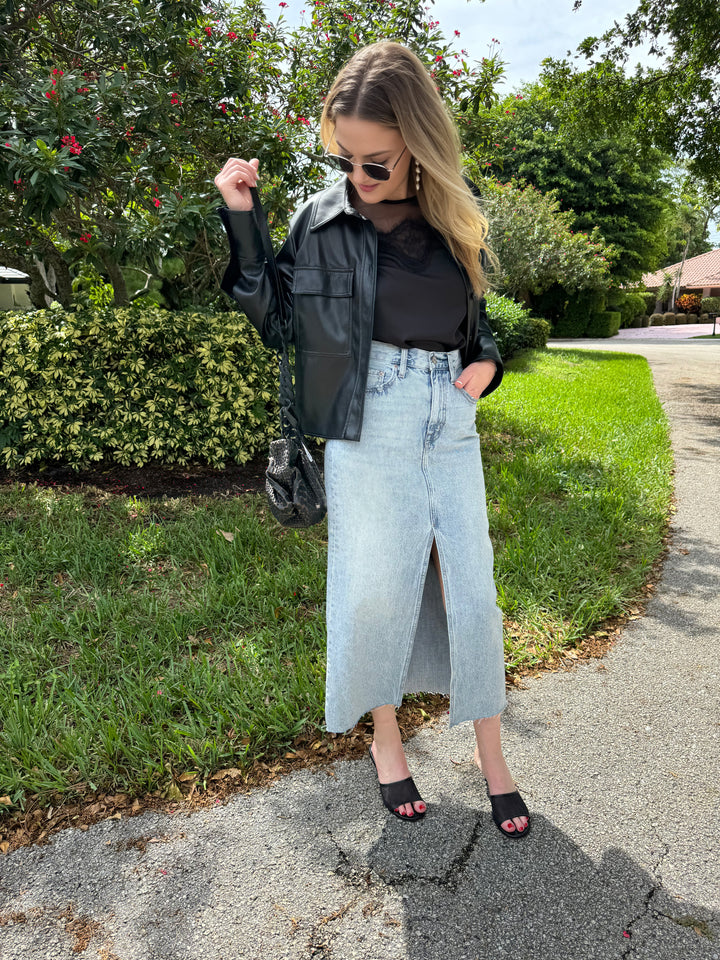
[250,186,327,528]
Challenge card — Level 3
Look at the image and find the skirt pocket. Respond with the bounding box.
[365,362,399,396]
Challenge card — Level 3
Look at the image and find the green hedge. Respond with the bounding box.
[585,310,621,338]
[618,291,650,329]
[486,292,550,360]
[642,291,658,314]
[550,289,605,337]
[531,282,567,326]
[0,304,279,471]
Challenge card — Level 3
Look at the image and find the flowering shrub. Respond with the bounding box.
[676,293,701,314]
[468,173,614,302]
[1,0,499,311]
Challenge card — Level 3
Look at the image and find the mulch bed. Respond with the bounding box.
[0,448,322,499]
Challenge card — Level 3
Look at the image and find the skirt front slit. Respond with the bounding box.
[323,340,507,733]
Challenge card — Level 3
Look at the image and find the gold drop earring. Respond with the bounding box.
[415,159,421,192]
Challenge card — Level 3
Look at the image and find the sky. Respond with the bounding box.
[431,0,719,245]
[280,0,661,90]
[425,0,654,96]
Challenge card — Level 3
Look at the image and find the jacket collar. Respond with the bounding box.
[309,177,360,231]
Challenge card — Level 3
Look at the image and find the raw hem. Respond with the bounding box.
[324,688,506,735]
[448,695,508,728]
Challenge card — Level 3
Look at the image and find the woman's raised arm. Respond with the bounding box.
[214,156,294,350]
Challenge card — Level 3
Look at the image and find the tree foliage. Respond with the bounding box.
[480,79,673,284]
[1,0,495,309]
[465,173,614,304]
[654,163,719,267]
[559,0,720,186]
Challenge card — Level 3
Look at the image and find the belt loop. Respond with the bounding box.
[453,351,462,381]
[399,348,409,378]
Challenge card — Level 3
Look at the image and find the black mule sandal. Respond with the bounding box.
[368,745,426,822]
[485,779,531,839]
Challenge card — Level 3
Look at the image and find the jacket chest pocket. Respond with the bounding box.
[292,267,354,356]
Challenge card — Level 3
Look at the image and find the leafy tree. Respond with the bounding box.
[655,164,719,270]
[479,79,672,285]
[551,0,720,187]
[0,0,496,309]
[462,171,614,305]
[659,200,715,267]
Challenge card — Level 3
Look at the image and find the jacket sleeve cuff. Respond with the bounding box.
[217,205,266,262]
[479,358,503,398]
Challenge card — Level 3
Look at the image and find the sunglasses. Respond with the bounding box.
[322,144,408,181]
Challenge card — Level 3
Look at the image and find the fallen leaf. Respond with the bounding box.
[209,767,243,781]
[216,529,235,542]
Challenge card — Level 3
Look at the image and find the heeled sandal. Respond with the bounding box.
[484,778,531,839]
[368,745,426,822]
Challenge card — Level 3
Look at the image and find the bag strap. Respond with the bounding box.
[250,186,286,330]
[249,185,302,441]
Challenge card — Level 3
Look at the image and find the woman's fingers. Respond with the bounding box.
[214,157,260,211]
[454,360,497,398]
[453,374,477,398]
[215,156,259,185]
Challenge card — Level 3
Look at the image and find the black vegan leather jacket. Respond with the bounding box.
[217,176,503,441]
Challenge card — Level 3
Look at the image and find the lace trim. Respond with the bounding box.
[377,218,437,272]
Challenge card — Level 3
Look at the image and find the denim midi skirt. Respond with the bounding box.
[323,340,507,733]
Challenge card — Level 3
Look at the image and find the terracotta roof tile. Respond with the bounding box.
[642,249,720,288]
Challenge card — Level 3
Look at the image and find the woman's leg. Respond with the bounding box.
[473,714,529,834]
[430,539,528,834]
[370,704,427,818]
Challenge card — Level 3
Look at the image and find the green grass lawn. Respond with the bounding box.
[0,347,673,814]
[476,348,672,663]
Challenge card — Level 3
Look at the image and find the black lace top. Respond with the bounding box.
[348,183,467,351]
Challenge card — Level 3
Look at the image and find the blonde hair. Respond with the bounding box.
[319,40,499,297]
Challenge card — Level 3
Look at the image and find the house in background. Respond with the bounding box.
[0,266,31,310]
[642,249,720,306]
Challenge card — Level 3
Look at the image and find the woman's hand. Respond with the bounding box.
[213,157,260,212]
[453,360,497,400]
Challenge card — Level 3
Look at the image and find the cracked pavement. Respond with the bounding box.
[0,340,718,960]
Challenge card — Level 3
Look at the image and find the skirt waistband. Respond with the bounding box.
[369,339,463,376]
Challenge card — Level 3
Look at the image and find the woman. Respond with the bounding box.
[214,41,530,838]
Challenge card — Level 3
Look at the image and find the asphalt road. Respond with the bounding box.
[0,339,718,960]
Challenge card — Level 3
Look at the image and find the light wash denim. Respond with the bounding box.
[323,340,507,733]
